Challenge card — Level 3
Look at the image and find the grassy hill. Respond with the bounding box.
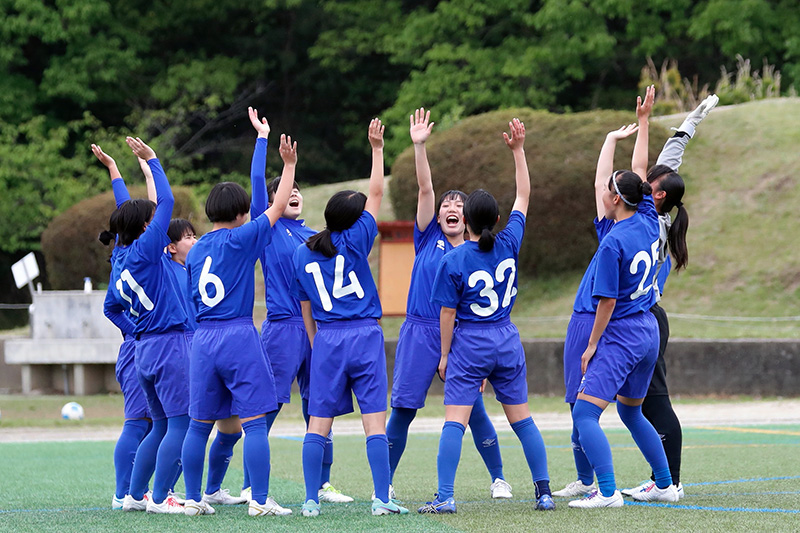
[301,99,800,338]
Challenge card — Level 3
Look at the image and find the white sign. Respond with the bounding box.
[11,252,40,289]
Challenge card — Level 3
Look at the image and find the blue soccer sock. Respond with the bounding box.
[205,429,242,495]
[321,430,334,486]
[242,418,270,505]
[573,400,615,497]
[386,407,417,483]
[129,418,167,499]
[114,419,150,499]
[265,403,283,435]
[366,434,390,502]
[302,433,327,503]
[169,463,182,492]
[617,403,672,489]
[181,420,213,502]
[510,417,550,495]
[569,402,595,485]
[469,397,504,481]
[152,415,190,504]
[436,421,465,501]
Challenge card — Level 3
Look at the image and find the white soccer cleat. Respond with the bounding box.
[122,494,148,512]
[677,482,684,500]
[621,479,653,497]
[146,495,185,514]
[240,486,252,502]
[371,484,397,501]
[553,479,596,498]
[490,478,513,499]
[248,496,293,516]
[203,488,248,505]
[184,499,216,516]
[568,489,624,508]
[112,496,124,510]
[630,483,680,503]
[302,499,320,517]
[318,482,354,503]
[167,490,186,505]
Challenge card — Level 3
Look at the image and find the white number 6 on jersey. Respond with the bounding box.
[199,256,225,307]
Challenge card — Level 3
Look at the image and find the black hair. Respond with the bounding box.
[463,189,499,252]
[267,176,300,204]
[167,218,196,244]
[436,189,467,212]
[205,182,250,223]
[609,170,652,210]
[305,190,367,258]
[99,199,156,247]
[647,166,689,271]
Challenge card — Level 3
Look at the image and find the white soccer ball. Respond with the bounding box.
[61,401,84,421]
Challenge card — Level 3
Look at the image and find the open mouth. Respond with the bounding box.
[289,199,300,208]
[445,215,459,225]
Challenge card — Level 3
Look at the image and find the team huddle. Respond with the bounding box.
[94,86,718,517]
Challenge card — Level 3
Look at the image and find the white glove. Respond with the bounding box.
[676,94,719,137]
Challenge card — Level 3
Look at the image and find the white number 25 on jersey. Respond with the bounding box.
[305,255,364,311]
[629,239,660,300]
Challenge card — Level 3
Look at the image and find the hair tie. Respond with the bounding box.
[676,201,684,208]
[612,173,638,207]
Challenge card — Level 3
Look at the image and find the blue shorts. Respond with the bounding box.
[115,336,149,419]
[261,317,311,403]
[444,318,527,406]
[579,312,659,402]
[563,312,595,403]
[190,318,278,420]
[135,329,190,420]
[308,319,387,418]
[391,315,440,409]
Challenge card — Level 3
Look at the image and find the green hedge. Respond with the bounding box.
[41,186,201,290]
[390,108,670,275]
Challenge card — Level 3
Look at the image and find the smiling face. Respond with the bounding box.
[283,188,303,219]
[437,193,466,238]
[168,231,197,265]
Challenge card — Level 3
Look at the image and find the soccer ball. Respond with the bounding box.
[61,402,84,421]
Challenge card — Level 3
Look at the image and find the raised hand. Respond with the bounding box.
[636,84,655,122]
[125,137,157,161]
[368,118,384,150]
[503,118,526,152]
[91,144,117,169]
[607,123,639,141]
[248,106,271,138]
[409,107,434,145]
[678,93,719,137]
[279,134,297,165]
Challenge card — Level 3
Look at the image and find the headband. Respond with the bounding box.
[612,171,639,207]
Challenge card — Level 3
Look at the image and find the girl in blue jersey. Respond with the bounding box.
[293,119,408,518]
[93,144,153,511]
[387,108,510,500]
[246,107,352,504]
[103,137,191,514]
[621,93,717,501]
[180,127,296,518]
[420,118,554,514]
[566,87,680,509]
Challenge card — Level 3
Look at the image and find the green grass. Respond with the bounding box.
[1,418,799,532]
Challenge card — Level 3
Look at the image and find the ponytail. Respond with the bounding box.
[478,228,495,252]
[668,204,689,271]
[648,170,689,271]
[306,229,338,258]
[639,181,652,196]
[98,230,116,246]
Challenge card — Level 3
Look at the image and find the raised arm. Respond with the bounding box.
[594,124,639,220]
[657,94,719,172]
[248,106,270,219]
[91,144,130,208]
[126,137,173,231]
[632,85,655,180]
[266,134,296,226]
[364,118,385,218]
[503,118,530,216]
[136,157,157,203]
[411,108,436,230]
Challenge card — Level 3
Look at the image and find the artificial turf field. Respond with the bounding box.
[1,421,799,532]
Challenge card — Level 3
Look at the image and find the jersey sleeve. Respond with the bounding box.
[592,238,622,299]
[148,158,174,232]
[111,178,131,209]
[655,133,690,172]
[345,211,379,257]
[414,213,438,254]
[637,195,658,222]
[230,213,274,262]
[595,217,614,243]
[250,138,268,219]
[103,283,135,336]
[430,253,461,309]
[498,211,526,252]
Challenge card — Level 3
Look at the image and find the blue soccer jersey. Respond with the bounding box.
[431,211,525,323]
[186,214,273,321]
[108,159,189,334]
[575,196,660,319]
[166,255,197,330]
[406,215,454,318]
[572,218,614,314]
[291,211,381,322]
